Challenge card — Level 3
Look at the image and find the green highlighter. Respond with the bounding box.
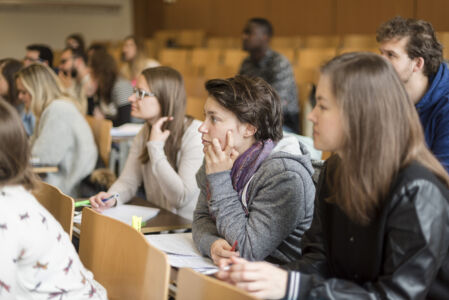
[74,193,119,208]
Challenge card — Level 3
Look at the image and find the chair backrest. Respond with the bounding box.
[223,49,247,68]
[191,48,222,67]
[296,48,337,69]
[32,181,74,240]
[302,35,340,48]
[78,207,170,300]
[177,268,259,300]
[159,48,190,68]
[85,116,112,167]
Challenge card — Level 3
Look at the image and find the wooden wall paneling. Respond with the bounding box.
[133,0,165,38]
[267,0,336,35]
[163,0,211,31]
[416,0,449,31]
[335,0,415,34]
[208,0,271,36]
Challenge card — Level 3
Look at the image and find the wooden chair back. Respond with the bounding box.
[296,48,337,68]
[79,207,170,300]
[85,116,112,167]
[177,268,259,300]
[159,48,190,69]
[223,49,247,68]
[191,48,222,67]
[302,35,340,48]
[32,181,74,240]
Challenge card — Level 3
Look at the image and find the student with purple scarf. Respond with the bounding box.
[192,75,315,265]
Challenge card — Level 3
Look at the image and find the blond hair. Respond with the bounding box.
[15,64,80,122]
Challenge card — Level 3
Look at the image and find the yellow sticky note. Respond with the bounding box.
[132,215,142,232]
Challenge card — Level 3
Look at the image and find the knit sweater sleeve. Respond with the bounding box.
[108,129,144,204]
[192,163,221,257]
[207,159,308,261]
[146,121,203,210]
[31,102,72,165]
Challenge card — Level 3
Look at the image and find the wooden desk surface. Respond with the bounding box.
[127,197,192,233]
[73,197,192,236]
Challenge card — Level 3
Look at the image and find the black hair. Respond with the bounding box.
[26,44,54,68]
[249,18,273,37]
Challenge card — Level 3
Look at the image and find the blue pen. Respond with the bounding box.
[74,193,119,207]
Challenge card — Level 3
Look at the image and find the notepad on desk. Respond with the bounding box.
[110,123,143,137]
[73,204,159,226]
[146,232,217,274]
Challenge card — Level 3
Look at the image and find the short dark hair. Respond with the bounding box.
[26,44,54,68]
[66,33,85,52]
[249,17,273,37]
[376,16,443,78]
[64,46,88,64]
[205,75,283,142]
[0,100,36,189]
[0,59,23,107]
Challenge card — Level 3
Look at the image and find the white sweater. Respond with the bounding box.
[0,185,107,299]
[31,100,97,197]
[108,119,204,220]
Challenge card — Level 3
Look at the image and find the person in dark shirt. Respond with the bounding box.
[239,18,299,133]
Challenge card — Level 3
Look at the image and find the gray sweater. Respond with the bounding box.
[32,100,97,197]
[192,136,315,264]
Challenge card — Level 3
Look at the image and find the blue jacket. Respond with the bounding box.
[416,63,449,173]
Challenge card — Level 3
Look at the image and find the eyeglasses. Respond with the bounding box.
[133,87,155,100]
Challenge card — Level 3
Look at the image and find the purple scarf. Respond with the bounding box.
[230,139,275,215]
[206,139,275,218]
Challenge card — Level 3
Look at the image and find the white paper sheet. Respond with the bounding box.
[146,232,202,256]
[110,123,143,137]
[74,205,159,226]
[146,233,217,272]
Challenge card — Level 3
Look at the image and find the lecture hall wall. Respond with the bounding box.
[135,0,449,37]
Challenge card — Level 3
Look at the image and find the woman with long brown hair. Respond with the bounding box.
[217,52,449,299]
[0,100,106,299]
[88,50,133,126]
[89,66,203,219]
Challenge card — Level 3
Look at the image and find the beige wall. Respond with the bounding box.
[142,0,449,37]
[0,0,133,59]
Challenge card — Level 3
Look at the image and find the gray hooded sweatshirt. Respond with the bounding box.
[192,136,315,264]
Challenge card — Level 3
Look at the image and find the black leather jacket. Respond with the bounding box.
[283,158,449,299]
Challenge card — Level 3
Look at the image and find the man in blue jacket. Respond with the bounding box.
[377,16,449,172]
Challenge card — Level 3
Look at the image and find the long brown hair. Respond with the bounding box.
[0,100,36,189]
[89,51,118,104]
[139,66,192,170]
[0,59,23,107]
[322,52,449,224]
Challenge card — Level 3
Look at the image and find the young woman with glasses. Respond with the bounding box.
[89,66,203,220]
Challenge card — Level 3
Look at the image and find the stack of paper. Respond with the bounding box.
[146,232,217,274]
[74,205,159,229]
[110,123,144,137]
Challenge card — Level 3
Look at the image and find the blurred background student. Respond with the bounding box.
[88,50,133,126]
[120,35,160,86]
[217,53,449,300]
[0,58,35,136]
[90,66,203,220]
[0,99,107,299]
[16,64,97,197]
